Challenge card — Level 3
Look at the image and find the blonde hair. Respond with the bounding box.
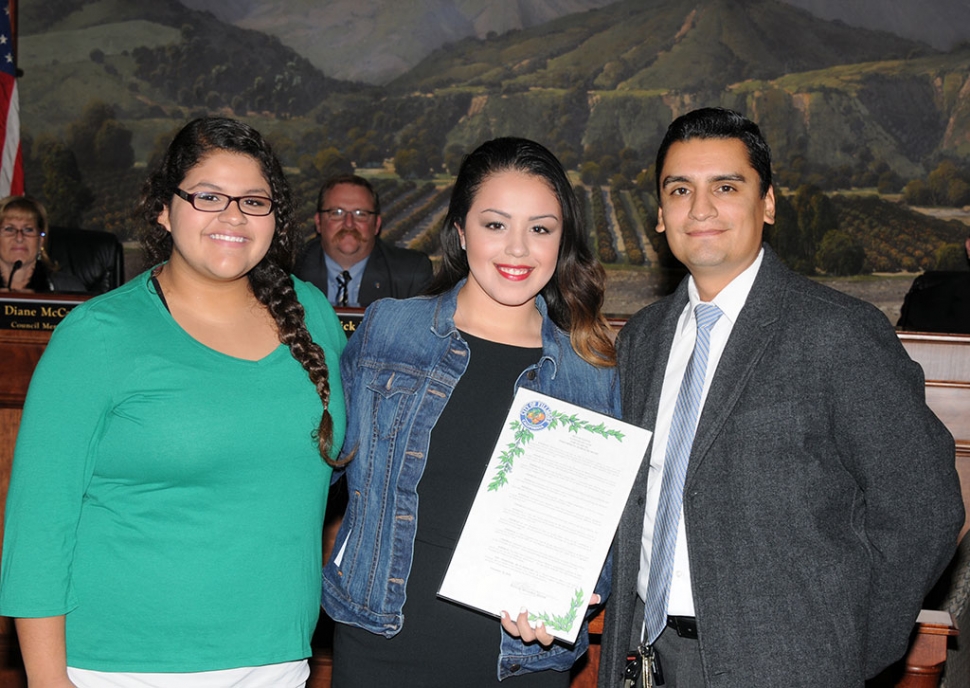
[0,195,52,265]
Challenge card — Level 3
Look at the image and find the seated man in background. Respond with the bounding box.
[897,231,970,333]
[295,175,433,307]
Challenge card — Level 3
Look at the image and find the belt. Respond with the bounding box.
[666,615,698,639]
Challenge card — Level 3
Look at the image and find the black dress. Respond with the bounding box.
[333,332,571,687]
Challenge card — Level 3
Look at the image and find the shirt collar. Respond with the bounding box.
[324,252,369,282]
[682,247,764,333]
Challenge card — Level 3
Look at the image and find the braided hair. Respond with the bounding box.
[138,117,338,464]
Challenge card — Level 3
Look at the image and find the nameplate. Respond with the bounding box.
[335,307,364,339]
[0,295,83,332]
[1,300,365,335]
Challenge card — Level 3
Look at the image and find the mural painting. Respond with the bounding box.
[16,0,970,321]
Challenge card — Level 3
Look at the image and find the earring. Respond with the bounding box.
[460,241,466,250]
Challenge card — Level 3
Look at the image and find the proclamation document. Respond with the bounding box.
[438,387,651,644]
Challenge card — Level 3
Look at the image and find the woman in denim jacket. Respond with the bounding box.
[323,138,620,686]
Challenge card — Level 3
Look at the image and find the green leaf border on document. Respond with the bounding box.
[487,408,625,492]
[529,588,585,633]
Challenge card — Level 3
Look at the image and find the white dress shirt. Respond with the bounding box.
[637,249,764,620]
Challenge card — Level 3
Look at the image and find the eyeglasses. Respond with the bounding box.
[1,226,45,238]
[175,189,275,217]
[318,207,378,223]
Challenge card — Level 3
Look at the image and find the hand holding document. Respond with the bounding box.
[438,388,651,644]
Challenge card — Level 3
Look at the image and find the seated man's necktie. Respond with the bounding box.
[336,270,352,307]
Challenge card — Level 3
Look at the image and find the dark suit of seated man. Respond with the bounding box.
[295,174,433,307]
[897,234,970,334]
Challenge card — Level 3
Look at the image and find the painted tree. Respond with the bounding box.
[816,230,866,276]
[38,138,93,228]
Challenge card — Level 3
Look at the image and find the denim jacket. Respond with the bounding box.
[322,281,620,681]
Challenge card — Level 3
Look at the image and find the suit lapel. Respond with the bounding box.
[359,241,390,304]
[684,247,789,489]
[309,244,330,290]
[616,282,688,566]
[635,291,687,433]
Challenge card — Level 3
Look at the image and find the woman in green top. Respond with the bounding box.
[0,117,346,687]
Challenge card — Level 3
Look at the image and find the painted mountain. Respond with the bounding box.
[174,0,970,84]
[176,0,622,84]
[16,0,970,302]
[21,0,970,171]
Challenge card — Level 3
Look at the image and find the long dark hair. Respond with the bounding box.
[138,117,338,464]
[429,137,615,366]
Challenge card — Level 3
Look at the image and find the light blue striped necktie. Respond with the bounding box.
[643,302,723,644]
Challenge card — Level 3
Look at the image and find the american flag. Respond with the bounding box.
[0,0,22,197]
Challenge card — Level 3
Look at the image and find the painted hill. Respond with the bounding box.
[175,0,621,85]
[18,0,362,137]
[369,0,969,179]
[390,0,932,93]
[17,0,970,186]
[172,0,970,85]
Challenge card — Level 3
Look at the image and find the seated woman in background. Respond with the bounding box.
[0,117,346,687]
[0,195,86,292]
[323,137,619,687]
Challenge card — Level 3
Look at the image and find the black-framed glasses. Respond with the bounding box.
[175,189,275,217]
[1,226,45,238]
[318,207,377,222]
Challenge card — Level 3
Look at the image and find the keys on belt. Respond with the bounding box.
[624,616,697,686]
[624,643,665,687]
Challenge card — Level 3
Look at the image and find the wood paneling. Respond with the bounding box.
[900,332,970,541]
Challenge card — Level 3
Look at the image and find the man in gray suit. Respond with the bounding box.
[295,174,432,307]
[599,108,964,687]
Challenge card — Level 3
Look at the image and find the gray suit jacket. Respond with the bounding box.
[294,238,433,307]
[600,246,964,687]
